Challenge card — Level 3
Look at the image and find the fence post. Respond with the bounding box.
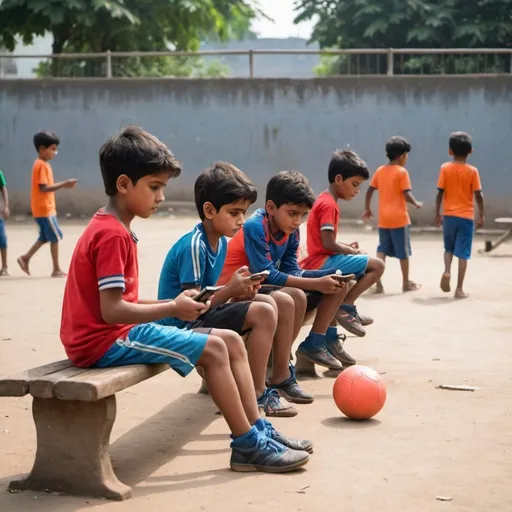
[387,48,394,76]
[249,49,254,79]
[106,50,112,78]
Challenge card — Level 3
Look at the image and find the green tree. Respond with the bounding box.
[0,0,261,77]
[294,0,512,75]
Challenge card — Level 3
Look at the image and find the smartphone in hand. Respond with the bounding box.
[194,286,223,303]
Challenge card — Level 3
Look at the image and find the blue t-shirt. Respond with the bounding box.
[158,223,227,327]
[219,208,334,287]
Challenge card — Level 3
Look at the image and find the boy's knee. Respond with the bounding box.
[201,335,229,367]
[283,288,308,309]
[212,328,247,361]
[369,257,385,276]
[272,290,295,312]
[248,301,277,328]
[254,293,278,313]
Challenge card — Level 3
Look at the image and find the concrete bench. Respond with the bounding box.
[0,359,169,501]
[480,217,512,253]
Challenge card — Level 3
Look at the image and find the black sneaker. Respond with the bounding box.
[267,364,314,404]
[326,335,356,366]
[255,418,314,454]
[230,427,310,473]
[296,344,342,370]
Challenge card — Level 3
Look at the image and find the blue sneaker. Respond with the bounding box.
[257,388,298,417]
[296,343,342,370]
[254,418,314,454]
[230,426,310,473]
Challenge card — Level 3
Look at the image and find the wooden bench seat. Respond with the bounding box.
[0,360,169,501]
[481,217,512,253]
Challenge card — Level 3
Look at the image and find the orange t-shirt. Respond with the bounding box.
[31,159,56,217]
[369,165,412,228]
[437,162,482,220]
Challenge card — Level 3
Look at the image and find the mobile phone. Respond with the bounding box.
[332,273,356,283]
[250,270,270,281]
[194,286,223,303]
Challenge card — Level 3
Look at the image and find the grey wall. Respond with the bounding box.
[1,77,511,223]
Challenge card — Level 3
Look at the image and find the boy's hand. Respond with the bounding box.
[350,241,359,249]
[314,275,344,295]
[476,216,485,230]
[362,209,373,223]
[434,215,443,228]
[63,179,78,189]
[226,266,257,297]
[415,201,423,209]
[170,289,209,321]
[232,284,259,302]
[1,206,9,219]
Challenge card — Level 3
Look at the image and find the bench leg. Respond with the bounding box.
[484,228,512,252]
[9,396,131,501]
[294,353,321,378]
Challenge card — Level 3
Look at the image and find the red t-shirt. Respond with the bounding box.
[60,210,139,367]
[301,191,339,270]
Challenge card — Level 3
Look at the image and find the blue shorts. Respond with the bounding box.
[35,216,63,244]
[443,216,474,260]
[96,322,209,377]
[321,253,369,278]
[0,218,6,249]
[378,226,411,260]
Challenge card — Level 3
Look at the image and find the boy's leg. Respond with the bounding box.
[96,322,310,472]
[441,216,456,293]
[394,226,420,292]
[265,289,314,404]
[50,242,67,277]
[375,252,386,293]
[46,216,66,277]
[453,217,474,299]
[18,240,45,275]
[298,287,355,367]
[0,219,8,275]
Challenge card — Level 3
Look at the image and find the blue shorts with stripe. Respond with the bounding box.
[35,216,63,244]
[377,226,411,260]
[0,218,7,249]
[95,322,209,377]
[443,215,474,260]
[321,253,369,278]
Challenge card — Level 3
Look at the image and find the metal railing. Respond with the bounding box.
[1,48,512,79]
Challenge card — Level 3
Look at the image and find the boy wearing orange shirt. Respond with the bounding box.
[434,132,484,299]
[17,131,77,277]
[363,136,422,293]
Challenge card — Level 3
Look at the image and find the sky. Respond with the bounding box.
[251,0,315,39]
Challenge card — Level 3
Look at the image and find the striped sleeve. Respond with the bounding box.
[96,235,129,292]
[177,230,206,287]
[317,200,336,232]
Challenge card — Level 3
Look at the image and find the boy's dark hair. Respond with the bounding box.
[328,150,370,183]
[194,162,258,221]
[33,131,60,152]
[266,171,315,209]
[449,131,472,157]
[99,126,181,197]
[386,136,411,161]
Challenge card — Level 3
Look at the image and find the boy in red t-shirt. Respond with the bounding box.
[363,136,422,294]
[301,150,385,339]
[60,126,311,473]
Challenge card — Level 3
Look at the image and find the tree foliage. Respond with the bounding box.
[294,0,512,74]
[0,0,260,76]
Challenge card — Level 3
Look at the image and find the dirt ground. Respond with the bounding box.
[1,217,511,512]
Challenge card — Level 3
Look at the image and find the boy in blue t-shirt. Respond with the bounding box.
[218,171,354,402]
[158,162,299,419]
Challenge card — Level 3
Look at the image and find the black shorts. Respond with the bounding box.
[258,288,322,312]
[190,301,251,335]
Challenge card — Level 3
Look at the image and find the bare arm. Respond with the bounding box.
[475,190,485,229]
[0,186,8,217]
[39,179,77,193]
[403,190,422,209]
[321,230,358,255]
[365,187,375,211]
[100,288,207,325]
[138,299,173,305]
